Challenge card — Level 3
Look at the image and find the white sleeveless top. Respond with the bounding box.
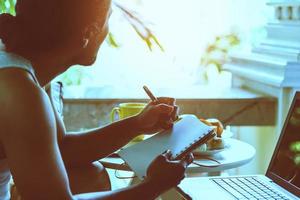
[0,49,40,200]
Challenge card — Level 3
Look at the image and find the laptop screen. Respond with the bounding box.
[268,95,300,191]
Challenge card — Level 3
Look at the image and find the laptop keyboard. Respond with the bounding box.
[212,177,291,200]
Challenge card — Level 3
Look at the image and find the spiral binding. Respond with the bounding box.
[173,130,214,159]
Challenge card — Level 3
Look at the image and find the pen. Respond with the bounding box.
[143,85,158,102]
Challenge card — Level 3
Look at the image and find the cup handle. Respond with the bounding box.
[172,105,179,121]
[110,107,120,122]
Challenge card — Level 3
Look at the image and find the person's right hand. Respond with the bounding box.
[145,150,194,194]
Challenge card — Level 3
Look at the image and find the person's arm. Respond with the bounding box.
[60,103,174,166]
[1,71,73,199]
[46,88,142,166]
[74,151,193,200]
[60,116,141,166]
[0,70,188,200]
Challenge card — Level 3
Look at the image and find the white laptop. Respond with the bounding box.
[178,92,300,200]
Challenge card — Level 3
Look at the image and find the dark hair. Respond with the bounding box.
[0,0,104,54]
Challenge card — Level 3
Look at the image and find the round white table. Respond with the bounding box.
[101,138,255,174]
[101,138,255,199]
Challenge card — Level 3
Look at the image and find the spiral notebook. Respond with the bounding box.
[118,114,216,179]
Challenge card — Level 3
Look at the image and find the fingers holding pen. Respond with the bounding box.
[143,86,179,129]
[154,103,174,114]
[153,103,178,130]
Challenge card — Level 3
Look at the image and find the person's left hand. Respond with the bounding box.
[135,101,175,134]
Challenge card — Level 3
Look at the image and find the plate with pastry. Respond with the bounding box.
[193,118,231,156]
[193,137,230,156]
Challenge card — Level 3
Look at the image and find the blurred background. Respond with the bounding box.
[2,0,300,193]
[53,0,271,98]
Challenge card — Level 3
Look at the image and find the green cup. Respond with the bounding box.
[110,103,147,142]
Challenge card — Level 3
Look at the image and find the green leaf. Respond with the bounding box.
[106,32,120,48]
[114,2,164,52]
[290,141,300,152]
[0,1,6,13]
[151,34,164,52]
[8,0,15,15]
[0,0,15,14]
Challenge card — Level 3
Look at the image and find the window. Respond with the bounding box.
[57,0,270,98]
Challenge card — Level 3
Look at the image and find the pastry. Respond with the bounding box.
[200,118,224,137]
[207,137,225,150]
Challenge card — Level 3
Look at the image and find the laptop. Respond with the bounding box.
[178,92,300,200]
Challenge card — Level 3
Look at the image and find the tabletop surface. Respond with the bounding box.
[101,138,256,174]
[187,138,256,173]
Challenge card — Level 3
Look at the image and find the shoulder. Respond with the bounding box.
[0,67,54,137]
[0,65,43,94]
[0,67,43,109]
[0,66,37,88]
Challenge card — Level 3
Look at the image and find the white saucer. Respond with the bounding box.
[193,143,231,156]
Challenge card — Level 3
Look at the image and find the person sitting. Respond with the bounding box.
[0,0,193,199]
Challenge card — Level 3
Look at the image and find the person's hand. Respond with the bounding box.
[145,150,194,194]
[135,101,176,134]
